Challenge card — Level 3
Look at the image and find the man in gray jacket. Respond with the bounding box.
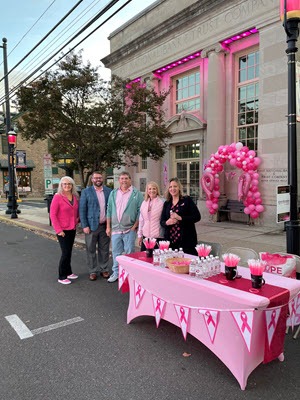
[79,172,112,281]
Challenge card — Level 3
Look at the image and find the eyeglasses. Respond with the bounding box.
[62,183,72,186]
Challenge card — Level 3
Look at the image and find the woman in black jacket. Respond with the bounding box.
[160,177,201,255]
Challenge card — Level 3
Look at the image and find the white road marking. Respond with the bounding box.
[31,317,84,335]
[5,314,34,339]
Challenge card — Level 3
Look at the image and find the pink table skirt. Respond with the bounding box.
[117,252,300,390]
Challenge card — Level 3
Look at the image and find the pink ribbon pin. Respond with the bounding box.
[135,285,142,299]
[155,298,162,314]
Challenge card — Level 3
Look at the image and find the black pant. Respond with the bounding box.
[57,230,76,280]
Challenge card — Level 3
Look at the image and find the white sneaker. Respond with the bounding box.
[58,279,71,285]
[67,274,78,280]
[107,274,118,283]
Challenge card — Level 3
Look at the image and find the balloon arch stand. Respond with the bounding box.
[200,142,264,224]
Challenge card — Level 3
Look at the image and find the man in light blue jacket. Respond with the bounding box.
[106,171,143,282]
[79,172,112,281]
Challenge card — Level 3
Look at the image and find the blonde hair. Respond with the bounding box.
[165,177,183,202]
[57,176,79,198]
[144,181,161,200]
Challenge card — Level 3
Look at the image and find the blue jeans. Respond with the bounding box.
[111,230,137,275]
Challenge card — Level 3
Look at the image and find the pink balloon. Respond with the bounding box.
[256,205,264,213]
[253,172,259,179]
[244,207,251,215]
[254,157,261,166]
[212,197,219,203]
[213,190,220,198]
[242,146,249,153]
[251,179,259,187]
[206,200,213,207]
[209,209,216,215]
[249,204,255,211]
[250,210,259,219]
[254,191,261,199]
[230,158,237,166]
[214,178,220,185]
[255,198,262,205]
[248,150,256,157]
[214,185,220,191]
[251,186,258,193]
[212,203,219,210]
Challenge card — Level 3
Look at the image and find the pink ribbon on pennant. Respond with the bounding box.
[268,310,277,331]
[119,269,126,281]
[155,298,162,314]
[240,311,251,333]
[180,307,188,324]
[205,310,216,327]
[135,284,142,299]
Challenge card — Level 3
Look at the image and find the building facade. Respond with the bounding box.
[102,0,299,227]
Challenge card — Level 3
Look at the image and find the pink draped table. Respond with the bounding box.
[117,252,300,390]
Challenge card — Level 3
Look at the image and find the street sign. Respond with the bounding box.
[276,185,290,223]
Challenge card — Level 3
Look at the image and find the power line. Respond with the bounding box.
[6,0,57,60]
[0,0,84,84]
[0,0,132,106]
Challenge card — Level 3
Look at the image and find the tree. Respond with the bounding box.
[15,52,171,187]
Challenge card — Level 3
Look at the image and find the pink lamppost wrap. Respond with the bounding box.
[280,0,300,20]
[195,243,212,257]
[200,142,264,220]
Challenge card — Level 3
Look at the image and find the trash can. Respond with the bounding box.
[44,194,54,226]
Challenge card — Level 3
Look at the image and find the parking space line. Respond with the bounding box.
[5,314,34,339]
[31,317,84,335]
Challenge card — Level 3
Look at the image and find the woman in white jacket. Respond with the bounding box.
[138,181,164,251]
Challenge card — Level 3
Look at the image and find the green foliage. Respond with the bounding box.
[15,52,171,187]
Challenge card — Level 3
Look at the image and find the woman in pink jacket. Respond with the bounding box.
[50,176,80,285]
[138,181,164,251]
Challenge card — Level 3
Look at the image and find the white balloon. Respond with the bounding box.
[236,142,243,150]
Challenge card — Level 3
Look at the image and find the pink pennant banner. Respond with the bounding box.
[231,311,254,352]
[134,281,145,308]
[288,298,297,330]
[118,267,129,291]
[265,308,281,347]
[174,305,190,340]
[198,309,219,344]
[152,295,166,328]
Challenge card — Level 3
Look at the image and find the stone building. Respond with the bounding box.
[102,0,299,227]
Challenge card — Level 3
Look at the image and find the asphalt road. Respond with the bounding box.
[0,222,299,400]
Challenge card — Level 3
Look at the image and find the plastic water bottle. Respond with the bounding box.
[178,248,184,258]
[153,250,160,267]
[195,259,204,279]
[159,251,166,268]
[189,259,196,277]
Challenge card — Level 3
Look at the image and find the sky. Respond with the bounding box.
[0,0,157,105]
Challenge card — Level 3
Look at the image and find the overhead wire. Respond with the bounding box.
[0,0,129,106]
[5,0,100,93]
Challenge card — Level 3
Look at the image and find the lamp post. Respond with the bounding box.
[1,38,19,218]
[280,1,300,265]
[6,130,18,218]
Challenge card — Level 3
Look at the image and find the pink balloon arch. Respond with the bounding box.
[201,142,264,220]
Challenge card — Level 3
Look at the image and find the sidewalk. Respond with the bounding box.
[0,199,287,254]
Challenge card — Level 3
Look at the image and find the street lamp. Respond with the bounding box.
[6,129,19,218]
[280,1,300,267]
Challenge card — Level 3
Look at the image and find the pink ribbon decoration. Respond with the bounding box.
[288,298,297,330]
[175,305,190,340]
[118,267,128,291]
[152,295,166,328]
[238,172,251,201]
[265,308,281,347]
[240,312,251,333]
[199,309,219,344]
[134,280,145,308]
[231,311,254,352]
[201,172,215,199]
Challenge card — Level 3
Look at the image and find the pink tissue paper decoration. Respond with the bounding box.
[143,237,157,249]
[222,253,241,267]
[195,243,212,257]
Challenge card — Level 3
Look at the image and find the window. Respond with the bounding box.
[236,49,259,150]
[175,70,200,113]
[175,143,200,203]
[141,157,147,170]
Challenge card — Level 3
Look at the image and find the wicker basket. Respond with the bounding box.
[166,258,191,274]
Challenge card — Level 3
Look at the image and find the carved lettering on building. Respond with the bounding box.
[260,168,288,184]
